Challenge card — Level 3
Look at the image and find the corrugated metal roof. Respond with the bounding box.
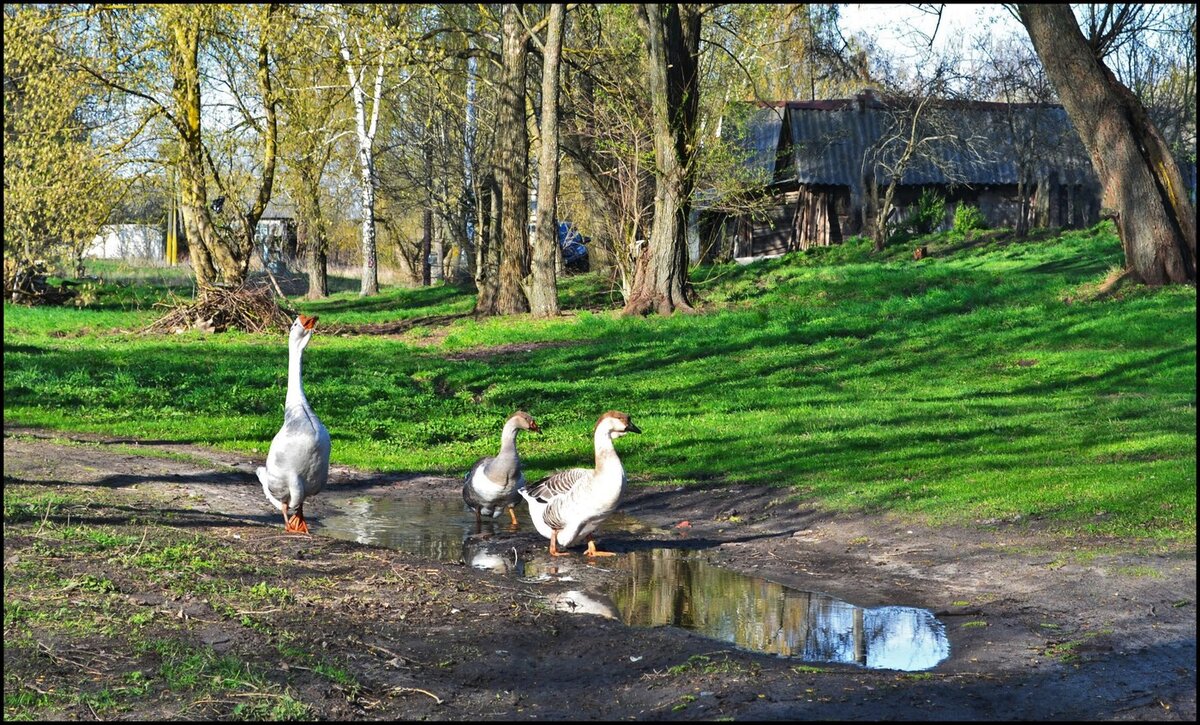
[729,96,1098,189]
[730,106,785,183]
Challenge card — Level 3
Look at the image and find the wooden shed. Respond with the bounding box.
[700,92,1102,261]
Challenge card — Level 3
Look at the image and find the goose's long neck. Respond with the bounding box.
[593,427,622,475]
[285,340,308,409]
[496,419,521,462]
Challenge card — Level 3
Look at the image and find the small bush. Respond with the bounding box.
[908,189,947,234]
[954,204,986,234]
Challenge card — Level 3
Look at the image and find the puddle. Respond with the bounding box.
[318,496,478,561]
[601,548,949,671]
[317,494,950,671]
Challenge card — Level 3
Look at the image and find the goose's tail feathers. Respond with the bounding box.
[257,466,285,513]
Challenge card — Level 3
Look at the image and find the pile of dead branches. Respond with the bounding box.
[4,257,77,305]
[142,282,296,334]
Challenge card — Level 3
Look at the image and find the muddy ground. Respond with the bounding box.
[3,426,1195,721]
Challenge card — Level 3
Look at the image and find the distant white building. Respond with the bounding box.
[87,224,165,260]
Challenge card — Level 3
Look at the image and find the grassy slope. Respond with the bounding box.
[4,225,1195,539]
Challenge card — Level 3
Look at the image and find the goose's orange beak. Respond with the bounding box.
[300,314,319,331]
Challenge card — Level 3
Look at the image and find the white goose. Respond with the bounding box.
[256,314,330,534]
[519,411,641,557]
[463,410,540,527]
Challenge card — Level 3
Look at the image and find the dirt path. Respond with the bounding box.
[3,427,1195,720]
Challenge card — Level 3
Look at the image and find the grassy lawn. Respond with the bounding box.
[4,223,1195,540]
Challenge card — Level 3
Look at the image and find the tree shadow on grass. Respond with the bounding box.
[326,312,474,336]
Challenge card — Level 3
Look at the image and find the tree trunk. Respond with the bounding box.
[1018,4,1196,284]
[874,179,899,252]
[172,15,239,288]
[296,170,328,299]
[353,109,380,296]
[474,173,502,315]
[527,3,565,317]
[1016,173,1030,237]
[307,236,328,298]
[491,3,531,315]
[168,6,277,291]
[421,140,434,286]
[623,3,699,316]
[427,206,436,285]
[337,13,384,296]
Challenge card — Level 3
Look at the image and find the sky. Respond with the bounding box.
[837,3,1027,64]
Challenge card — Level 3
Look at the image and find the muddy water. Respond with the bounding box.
[317,495,950,671]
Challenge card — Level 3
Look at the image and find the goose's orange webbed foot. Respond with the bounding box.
[585,538,615,557]
[285,512,309,534]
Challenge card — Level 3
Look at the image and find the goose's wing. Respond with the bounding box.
[267,425,321,471]
[525,468,590,502]
[462,456,493,507]
[464,456,491,485]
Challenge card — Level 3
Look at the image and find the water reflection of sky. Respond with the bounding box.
[318,495,950,671]
[606,548,949,671]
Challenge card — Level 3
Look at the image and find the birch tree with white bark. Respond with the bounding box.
[333,6,389,296]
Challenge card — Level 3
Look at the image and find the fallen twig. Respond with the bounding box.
[357,640,403,661]
[389,686,444,705]
[35,500,52,536]
[36,640,106,677]
[178,697,237,715]
[128,527,149,558]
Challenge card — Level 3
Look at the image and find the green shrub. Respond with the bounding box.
[954,203,986,234]
[907,189,947,234]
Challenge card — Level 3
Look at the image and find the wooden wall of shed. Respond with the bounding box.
[703,179,1103,259]
[718,186,846,257]
[792,187,843,250]
[976,189,1022,228]
[750,193,796,255]
[874,182,1100,233]
[1031,178,1100,229]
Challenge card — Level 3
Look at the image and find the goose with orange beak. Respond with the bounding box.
[463,410,540,529]
[257,314,330,533]
[519,411,640,557]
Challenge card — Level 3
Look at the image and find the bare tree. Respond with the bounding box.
[971,36,1061,235]
[558,5,654,301]
[1017,4,1196,285]
[862,69,985,250]
[1093,4,1196,175]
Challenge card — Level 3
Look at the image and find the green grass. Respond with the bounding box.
[151,641,311,719]
[666,653,755,676]
[1,483,318,720]
[4,223,1196,540]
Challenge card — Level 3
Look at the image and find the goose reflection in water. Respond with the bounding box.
[548,590,621,620]
[317,495,950,671]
